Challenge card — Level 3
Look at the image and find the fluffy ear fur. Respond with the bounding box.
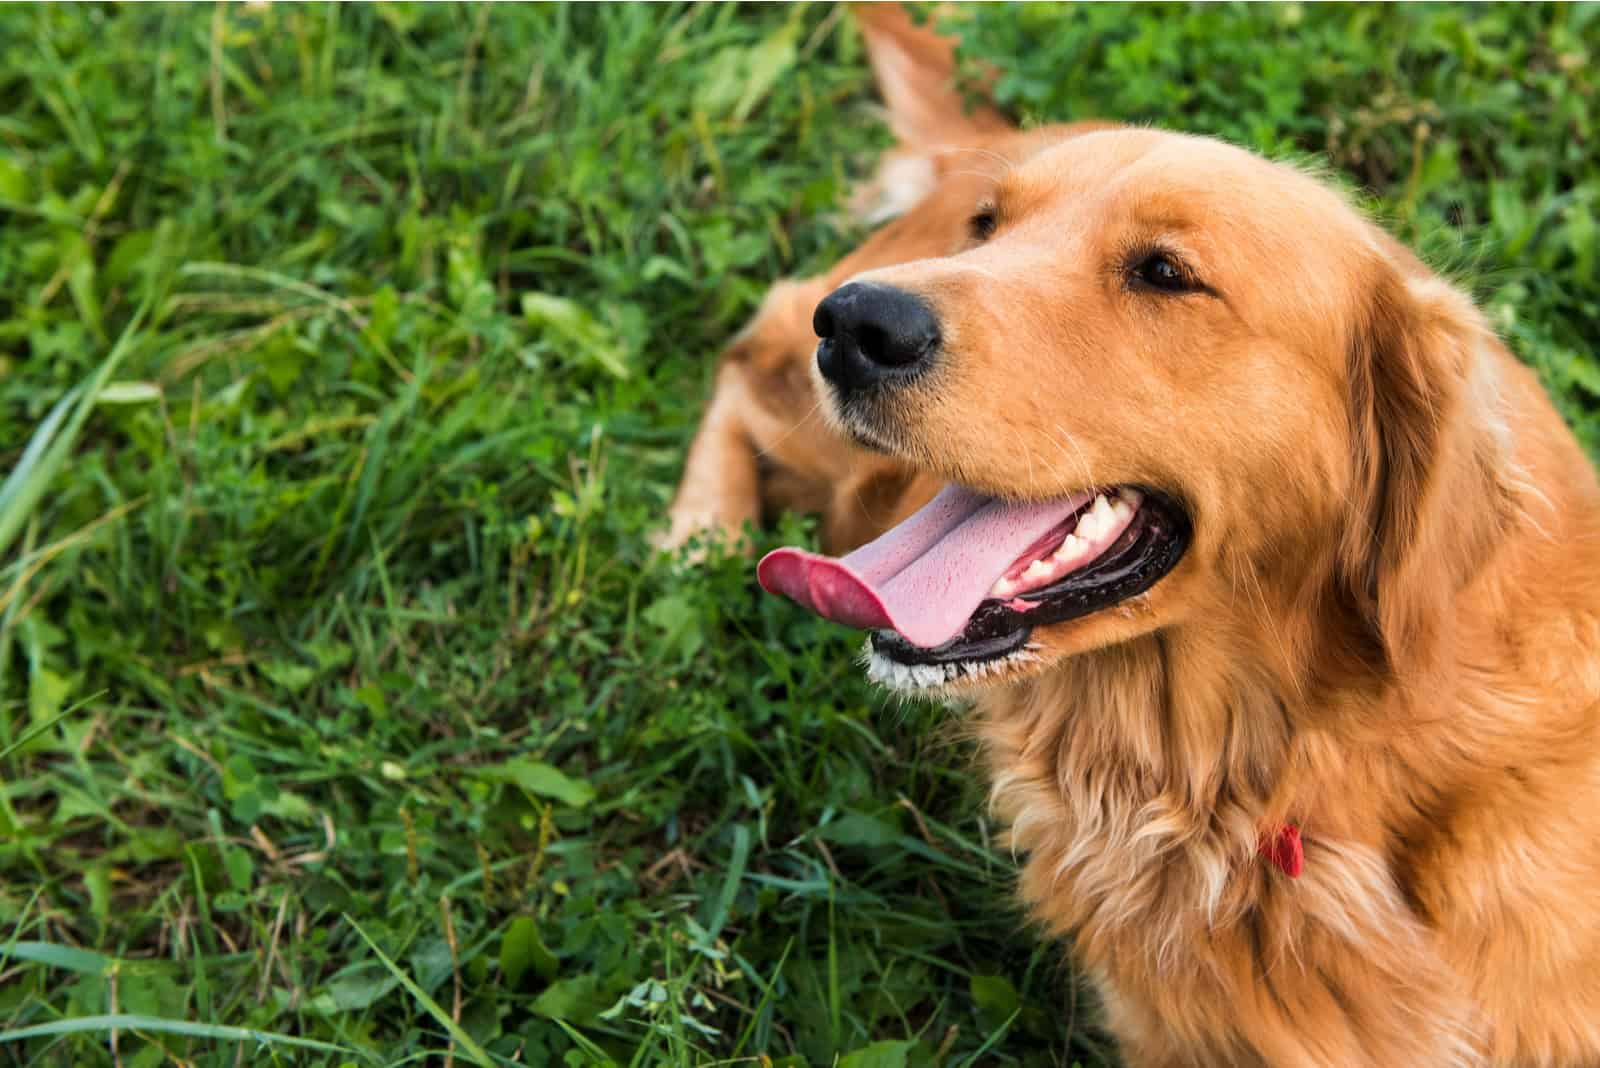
[848,4,1013,224]
[852,3,1008,148]
[1340,260,1514,673]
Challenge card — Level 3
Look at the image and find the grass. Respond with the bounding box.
[0,3,1594,1065]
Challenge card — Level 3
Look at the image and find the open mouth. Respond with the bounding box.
[757,484,1190,689]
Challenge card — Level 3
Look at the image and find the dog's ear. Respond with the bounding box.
[848,4,1013,225]
[1339,259,1514,672]
[852,3,1009,148]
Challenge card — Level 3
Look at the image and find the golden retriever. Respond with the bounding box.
[667,7,1600,1065]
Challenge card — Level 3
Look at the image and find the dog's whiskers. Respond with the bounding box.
[1046,422,1098,498]
[760,392,828,455]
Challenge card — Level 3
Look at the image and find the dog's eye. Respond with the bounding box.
[968,204,997,243]
[1130,251,1193,293]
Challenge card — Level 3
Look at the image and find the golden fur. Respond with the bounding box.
[665,7,1600,1065]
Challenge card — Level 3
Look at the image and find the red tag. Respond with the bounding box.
[1259,823,1303,878]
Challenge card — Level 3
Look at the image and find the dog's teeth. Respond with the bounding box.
[1120,487,1144,508]
[990,576,1017,597]
[1023,559,1052,581]
[1054,533,1085,561]
[1112,498,1133,521]
[1077,494,1116,539]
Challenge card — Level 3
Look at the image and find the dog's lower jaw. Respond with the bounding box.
[862,638,1040,693]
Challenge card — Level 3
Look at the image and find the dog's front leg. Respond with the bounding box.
[660,362,763,554]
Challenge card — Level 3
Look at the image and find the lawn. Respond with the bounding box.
[0,3,1594,1066]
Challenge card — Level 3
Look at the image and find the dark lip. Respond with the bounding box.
[868,488,1192,668]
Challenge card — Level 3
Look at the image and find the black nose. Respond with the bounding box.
[813,282,940,395]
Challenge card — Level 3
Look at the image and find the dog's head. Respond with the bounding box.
[760,9,1512,695]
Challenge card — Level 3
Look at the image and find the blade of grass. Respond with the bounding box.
[186,839,215,1019]
[730,936,794,1056]
[344,913,494,1068]
[0,942,114,975]
[0,1014,368,1058]
[552,1019,618,1067]
[0,394,76,534]
[0,300,149,559]
[828,879,841,1049]
[0,887,45,972]
[701,822,750,944]
[953,1008,1021,1068]
[0,707,74,764]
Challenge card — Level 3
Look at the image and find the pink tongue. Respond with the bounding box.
[757,484,1092,648]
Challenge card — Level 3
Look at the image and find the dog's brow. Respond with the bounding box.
[1127,207,1203,235]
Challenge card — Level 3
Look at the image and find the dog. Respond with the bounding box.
[667,7,1600,1066]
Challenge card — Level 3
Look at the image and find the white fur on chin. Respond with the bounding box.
[861,638,1039,693]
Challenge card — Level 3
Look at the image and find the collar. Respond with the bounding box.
[1258,823,1303,878]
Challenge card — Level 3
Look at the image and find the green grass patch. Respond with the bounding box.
[0,3,1594,1065]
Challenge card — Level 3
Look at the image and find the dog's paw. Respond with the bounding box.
[652,511,750,563]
